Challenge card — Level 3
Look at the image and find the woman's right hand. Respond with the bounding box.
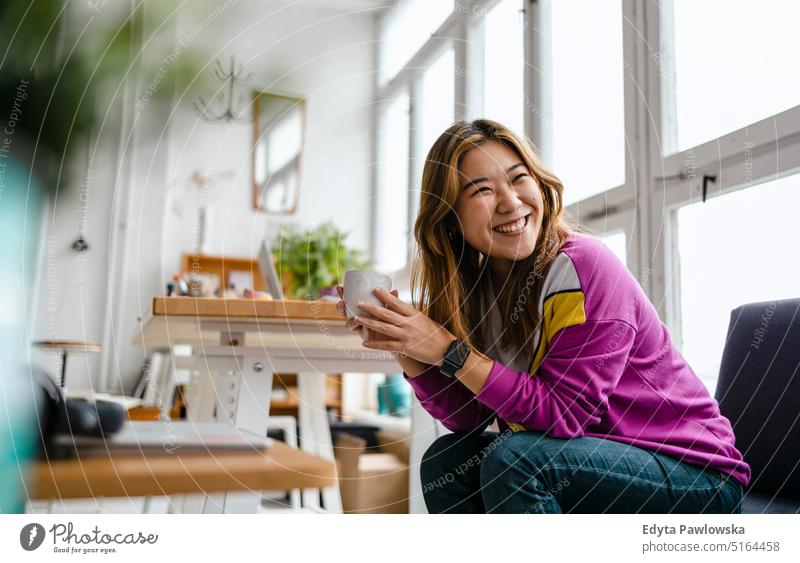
[336,284,400,342]
[336,284,429,377]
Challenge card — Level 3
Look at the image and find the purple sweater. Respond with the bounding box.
[404,233,751,487]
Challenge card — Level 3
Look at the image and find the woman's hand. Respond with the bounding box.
[335,285,397,344]
[350,287,456,366]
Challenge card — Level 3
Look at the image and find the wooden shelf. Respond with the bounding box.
[32,441,336,500]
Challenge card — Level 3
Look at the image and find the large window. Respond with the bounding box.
[483,0,525,134]
[601,230,627,267]
[663,0,800,154]
[374,1,800,390]
[375,92,410,274]
[411,46,456,243]
[541,0,625,205]
[378,0,453,85]
[418,48,455,164]
[676,174,800,392]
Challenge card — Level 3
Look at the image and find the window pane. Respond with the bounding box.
[543,0,625,205]
[601,230,627,266]
[677,174,800,393]
[379,0,453,85]
[484,0,525,135]
[418,48,455,160]
[414,47,455,225]
[376,93,410,273]
[665,0,800,153]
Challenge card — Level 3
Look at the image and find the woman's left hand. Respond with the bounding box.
[355,287,456,366]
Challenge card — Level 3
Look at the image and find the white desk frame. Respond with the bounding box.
[138,312,404,513]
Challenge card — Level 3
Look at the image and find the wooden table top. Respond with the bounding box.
[32,440,336,500]
[152,296,341,320]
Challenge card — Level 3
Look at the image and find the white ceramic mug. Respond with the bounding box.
[343,270,393,322]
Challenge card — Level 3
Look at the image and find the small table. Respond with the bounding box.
[136,297,400,513]
[32,441,336,506]
[32,340,101,387]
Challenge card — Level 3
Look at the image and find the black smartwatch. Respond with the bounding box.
[440,339,471,378]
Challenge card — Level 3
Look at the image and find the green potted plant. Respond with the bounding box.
[272,222,372,300]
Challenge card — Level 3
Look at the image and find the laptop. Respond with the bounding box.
[258,240,284,299]
[52,421,273,455]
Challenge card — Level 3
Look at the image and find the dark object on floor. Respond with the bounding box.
[330,421,381,451]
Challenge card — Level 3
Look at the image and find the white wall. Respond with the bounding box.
[162,0,376,262]
[32,0,377,392]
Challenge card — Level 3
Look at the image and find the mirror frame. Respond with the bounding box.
[251,90,306,214]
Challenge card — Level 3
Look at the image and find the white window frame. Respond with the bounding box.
[644,0,800,337]
[372,1,494,292]
[372,0,800,336]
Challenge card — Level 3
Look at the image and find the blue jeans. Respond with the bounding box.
[420,430,744,514]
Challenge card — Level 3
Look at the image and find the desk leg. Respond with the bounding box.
[173,352,273,514]
[222,354,273,513]
[169,365,218,514]
[297,372,342,513]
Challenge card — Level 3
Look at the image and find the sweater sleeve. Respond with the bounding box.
[404,365,497,433]
[475,319,636,438]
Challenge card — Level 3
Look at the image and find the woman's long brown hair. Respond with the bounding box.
[411,119,574,363]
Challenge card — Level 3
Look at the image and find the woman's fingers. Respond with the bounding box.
[355,315,404,340]
[373,287,414,315]
[356,300,406,326]
[362,338,403,352]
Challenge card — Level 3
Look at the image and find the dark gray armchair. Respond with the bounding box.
[714,298,800,513]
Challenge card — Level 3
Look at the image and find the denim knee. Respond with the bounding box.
[421,433,475,484]
[478,434,558,513]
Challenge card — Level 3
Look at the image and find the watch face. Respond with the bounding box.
[442,339,470,377]
[451,341,469,362]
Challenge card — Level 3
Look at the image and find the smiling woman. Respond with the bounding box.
[336,119,750,515]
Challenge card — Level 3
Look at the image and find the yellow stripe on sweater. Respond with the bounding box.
[503,290,586,433]
[530,290,586,373]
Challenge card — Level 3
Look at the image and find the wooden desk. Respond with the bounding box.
[137,297,400,513]
[32,441,335,501]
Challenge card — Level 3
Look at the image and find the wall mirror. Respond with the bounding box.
[252,91,305,213]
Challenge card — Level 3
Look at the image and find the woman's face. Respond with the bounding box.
[453,140,544,271]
